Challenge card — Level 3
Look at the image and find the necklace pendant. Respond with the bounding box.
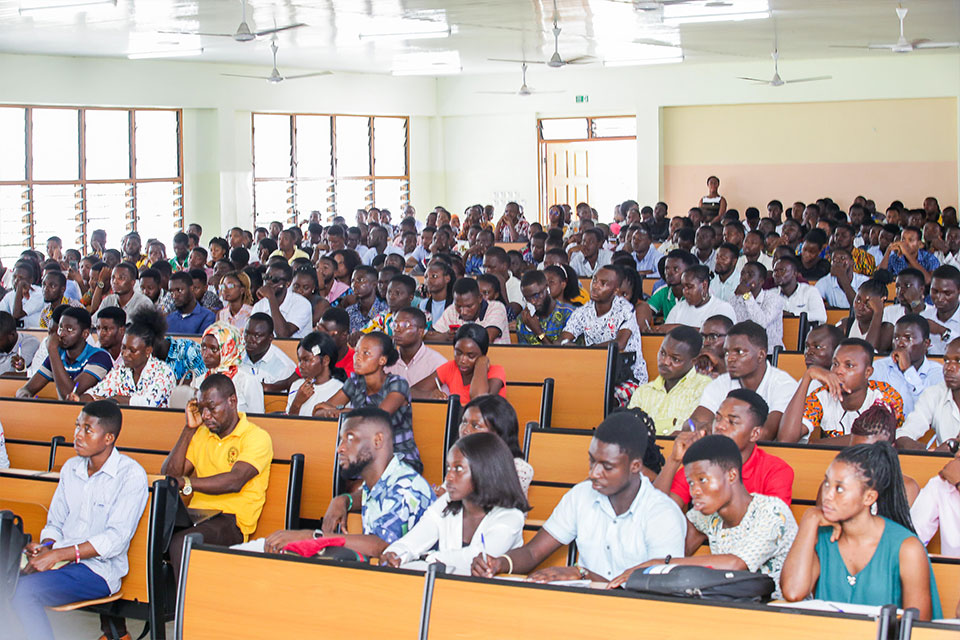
[846,575,857,587]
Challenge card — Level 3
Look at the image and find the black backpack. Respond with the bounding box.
[0,510,31,600]
[624,564,775,603]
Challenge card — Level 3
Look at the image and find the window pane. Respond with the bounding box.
[592,116,637,138]
[253,114,292,179]
[335,179,371,216]
[87,183,132,248]
[540,118,587,141]
[296,180,333,219]
[0,108,26,181]
[374,179,407,214]
[0,186,29,265]
[136,181,182,245]
[33,184,82,253]
[135,110,180,179]
[33,109,79,180]
[254,181,294,228]
[85,110,131,180]
[295,115,332,179]
[373,117,407,176]
[335,116,371,176]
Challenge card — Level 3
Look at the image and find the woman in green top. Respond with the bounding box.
[781,443,941,619]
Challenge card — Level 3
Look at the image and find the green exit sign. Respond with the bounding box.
[575,95,589,103]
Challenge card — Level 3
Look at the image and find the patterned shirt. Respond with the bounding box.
[361,454,435,544]
[342,373,422,473]
[886,249,940,276]
[165,337,207,383]
[802,380,904,440]
[465,254,483,276]
[687,493,798,600]
[851,247,877,276]
[346,298,389,333]
[39,296,80,328]
[199,289,223,313]
[362,311,397,336]
[87,356,176,407]
[628,368,712,435]
[563,296,648,384]
[157,291,176,315]
[516,302,575,345]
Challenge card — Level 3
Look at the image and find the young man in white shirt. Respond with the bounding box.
[569,228,612,278]
[10,401,148,640]
[774,255,827,324]
[897,337,960,450]
[814,247,868,309]
[709,244,741,303]
[665,265,737,329]
[690,321,798,440]
[0,261,45,329]
[921,265,960,355]
[251,262,313,339]
[871,314,943,416]
[470,411,685,582]
[241,312,297,392]
[883,268,929,325]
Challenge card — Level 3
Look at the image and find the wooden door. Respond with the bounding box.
[544,141,591,208]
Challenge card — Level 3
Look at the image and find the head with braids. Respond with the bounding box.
[850,402,898,445]
[607,406,664,473]
[825,443,914,533]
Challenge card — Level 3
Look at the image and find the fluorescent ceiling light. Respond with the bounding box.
[663,0,769,25]
[603,56,683,67]
[359,25,455,41]
[391,50,461,76]
[128,48,204,60]
[19,0,114,13]
[664,11,768,24]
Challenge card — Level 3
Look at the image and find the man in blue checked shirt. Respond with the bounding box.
[11,401,148,640]
[879,226,940,284]
[264,407,434,556]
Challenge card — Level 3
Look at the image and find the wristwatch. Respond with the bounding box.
[180,476,192,496]
[96,281,106,289]
[536,332,546,342]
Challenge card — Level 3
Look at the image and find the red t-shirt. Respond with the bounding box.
[670,446,794,506]
[435,360,507,406]
[336,348,356,378]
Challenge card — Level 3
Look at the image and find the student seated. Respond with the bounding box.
[870,315,943,416]
[815,247,868,309]
[10,401,148,640]
[286,331,346,416]
[911,453,960,557]
[516,270,574,345]
[609,434,798,598]
[627,325,711,435]
[693,315,733,379]
[779,338,904,443]
[240,312,297,393]
[161,374,273,580]
[897,337,960,450]
[471,412,685,582]
[803,324,845,373]
[265,407,435,557]
[731,262,784,352]
[16,306,113,400]
[656,389,794,509]
[781,443,942,620]
[458,394,534,495]
[690,321,797,440]
[166,271,216,336]
[72,308,176,408]
[883,268,930,325]
[384,307,447,388]
[774,255,827,324]
[191,322,265,414]
[415,323,506,404]
[662,264,737,330]
[0,309,40,375]
[837,278,893,352]
[358,273,417,338]
[316,332,422,473]
[381,433,529,575]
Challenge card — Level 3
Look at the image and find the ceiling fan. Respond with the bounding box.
[221,40,330,84]
[477,63,563,97]
[162,0,305,43]
[490,0,594,68]
[738,49,831,86]
[832,4,959,53]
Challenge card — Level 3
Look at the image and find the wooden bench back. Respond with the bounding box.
[179,544,425,639]
[774,351,807,381]
[0,375,58,399]
[411,398,458,488]
[641,334,663,381]
[5,438,55,471]
[931,557,960,623]
[782,316,801,351]
[0,398,335,521]
[825,307,851,326]
[423,572,882,640]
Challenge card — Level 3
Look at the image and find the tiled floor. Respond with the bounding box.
[47,610,175,640]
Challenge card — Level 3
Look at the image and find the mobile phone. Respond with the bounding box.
[69,260,78,270]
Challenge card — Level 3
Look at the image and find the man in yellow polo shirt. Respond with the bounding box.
[627,326,711,435]
[160,373,273,580]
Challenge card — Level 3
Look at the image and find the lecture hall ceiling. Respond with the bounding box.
[0,0,957,75]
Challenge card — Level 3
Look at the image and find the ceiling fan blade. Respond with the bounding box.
[281,71,332,80]
[915,41,960,49]
[476,91,523,94]
[489,57,546,64]
[158,30,234,38]
[632,38,681,48]
[866,43,898,50]
[828,44,874,49]
[532,90,565,94]
[784,76,832,84]
[221,73,271,79]
[562,55,595,64]
[736,76,770,83]
[254,23,307,37]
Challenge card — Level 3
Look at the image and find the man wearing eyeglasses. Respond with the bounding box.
[516,270,573,345]
[252,262,312,339]
[166,272,216,336]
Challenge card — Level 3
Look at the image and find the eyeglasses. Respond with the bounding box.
[266,276,288,284]
[524,286,547,302]
[701,332,727,342]
[219,283,240,291]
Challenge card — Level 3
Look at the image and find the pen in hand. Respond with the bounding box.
[480,533,488,563]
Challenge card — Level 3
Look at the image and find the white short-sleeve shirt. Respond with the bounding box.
[920,305,960,355]
[542,478,686,580]
[241,344,297,384]
[780,283,827,324]
[252,291,313,339]
[699,365,798,415]
[666,297,737,328]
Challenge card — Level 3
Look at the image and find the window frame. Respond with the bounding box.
[0,104,184,257]
[251,112,410,227]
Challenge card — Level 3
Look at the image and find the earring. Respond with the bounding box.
[870,502,878,516]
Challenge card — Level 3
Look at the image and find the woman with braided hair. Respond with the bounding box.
[781,442,942,619]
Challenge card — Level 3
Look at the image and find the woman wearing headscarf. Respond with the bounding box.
[191,321,265,414]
